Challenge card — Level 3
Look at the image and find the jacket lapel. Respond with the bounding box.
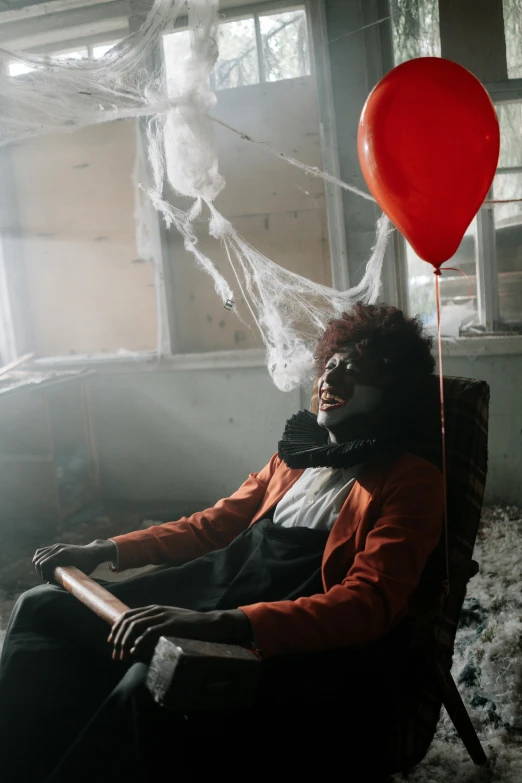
[322,462,384,588]
[250,464,304,524]
[250,458,386,589]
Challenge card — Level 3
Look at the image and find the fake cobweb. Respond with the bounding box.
[0,0,391,391]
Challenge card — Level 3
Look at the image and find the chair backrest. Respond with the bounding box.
[310,374,490,770]
[390,375,490,770]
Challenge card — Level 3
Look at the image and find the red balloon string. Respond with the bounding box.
[434,268,450,597]
[438,265,474,299]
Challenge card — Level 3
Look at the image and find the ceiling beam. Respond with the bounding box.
[27,22,127,52]
[0,0,129,46]
[0,0,124,25]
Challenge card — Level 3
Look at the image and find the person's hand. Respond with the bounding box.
[32,539,117,580]
[108,605,254,661]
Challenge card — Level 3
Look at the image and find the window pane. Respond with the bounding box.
[163,30,192,95]
[92,42,119,59]
[53,49,88,62]
[497,103,522,168]
[8,62,36,77]
[215,18,258,90]
[259,9,310,82]
[3,121,158,357]
[493,172,522,325]
[492,98,522,329]
[503,0,522,78]
[407,221,479,337]
[391,0,441,65]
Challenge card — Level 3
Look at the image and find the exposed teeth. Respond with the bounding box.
[321,391,345,404]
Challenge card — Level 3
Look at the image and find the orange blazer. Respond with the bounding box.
[112,451,443,658]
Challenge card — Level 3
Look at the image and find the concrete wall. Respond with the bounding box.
[87,349,522,512]
[88,365,303,509]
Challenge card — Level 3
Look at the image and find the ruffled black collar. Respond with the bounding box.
[277,409,395,469]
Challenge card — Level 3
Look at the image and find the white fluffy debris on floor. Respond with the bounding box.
[1,506,521,779]
[392,505,522,782]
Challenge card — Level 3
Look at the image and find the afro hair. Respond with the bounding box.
[314,303,435,381]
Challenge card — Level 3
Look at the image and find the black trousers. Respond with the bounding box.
[0,523,409,782]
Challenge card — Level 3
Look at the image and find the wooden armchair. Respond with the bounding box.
[56,375,490,776]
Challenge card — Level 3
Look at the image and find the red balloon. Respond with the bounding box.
[357,57,500,268]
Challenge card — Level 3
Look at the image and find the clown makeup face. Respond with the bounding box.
[317,350,384,443]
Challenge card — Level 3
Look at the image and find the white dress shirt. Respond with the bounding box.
[272,465,359,531]
[109,465,360,568]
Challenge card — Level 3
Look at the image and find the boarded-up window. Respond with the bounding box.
[161,69,330,351]
[5,120,158,357]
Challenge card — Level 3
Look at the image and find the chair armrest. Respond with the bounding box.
[146,636,261,712]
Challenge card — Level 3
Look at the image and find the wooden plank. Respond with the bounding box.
[0,352,34,377]
[439,0,508,83]
[9,121,158,357]
[0,0,121,26]
[28,25,128,54]
[210,77,326,218]
[0,0,130,46]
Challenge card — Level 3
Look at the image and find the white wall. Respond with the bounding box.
[89,365,302,509]
[88,350,522,511]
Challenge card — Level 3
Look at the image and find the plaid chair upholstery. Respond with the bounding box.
[311,374,490,771]
[387,375,490,771]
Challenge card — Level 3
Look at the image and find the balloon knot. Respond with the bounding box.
[434,268,442,276]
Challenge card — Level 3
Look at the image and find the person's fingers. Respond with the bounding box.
[34,545,63,578]
[130,623,169,658]
[108,605,159,643]
[119,614,166,660]
[33,544,59,569]
[110,606,163,655]
[32,545,54,563]
[37,547,66,579]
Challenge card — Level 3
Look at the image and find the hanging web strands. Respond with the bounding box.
[0,0,508,390]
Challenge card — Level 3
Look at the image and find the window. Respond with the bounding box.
[163,6,311,92]
[391,0,440,66]
[1,5,325,361]
[8,41,120,76]
[162,4,329,354]
[215,18,259,89]
[8,62,37,77]
[3,120,158,358]
[484,99,522,331]
[503,0,522,78]
[3,44,156,359]
[392,3,522,336]
[53,49,88,61]
[259,9,310,82]
[391,1,474,336]
[406,98,522,335]
[92,42,119,59]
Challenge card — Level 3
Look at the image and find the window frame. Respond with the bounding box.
[165,1,313,92]
[0,0,344,371]
[478,79,522,332]
[394,17,522,353]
